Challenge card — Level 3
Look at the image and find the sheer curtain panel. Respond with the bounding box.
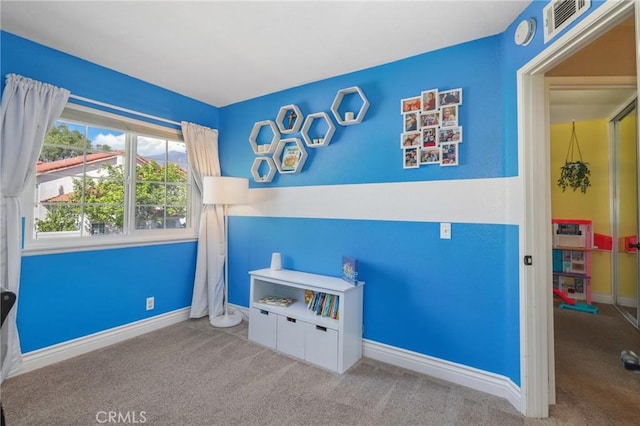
[181,122,225,323]
[0,74,69,381]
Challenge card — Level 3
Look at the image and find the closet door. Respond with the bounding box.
[613,100,639,328]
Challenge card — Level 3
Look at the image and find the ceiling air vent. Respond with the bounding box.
[543,0,591,44]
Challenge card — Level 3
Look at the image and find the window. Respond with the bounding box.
[29,104,195,248]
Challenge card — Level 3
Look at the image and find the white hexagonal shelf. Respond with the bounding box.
[276,104,303,134]
[301,112,336,148]
[250,157,276,183]
[272,137,308,174]
[331,86,370,126]
[249,120,280,155]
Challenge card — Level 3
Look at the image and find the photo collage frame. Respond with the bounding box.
[400,88,463,169]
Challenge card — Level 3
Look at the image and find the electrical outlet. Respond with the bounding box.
[146,297,154,311]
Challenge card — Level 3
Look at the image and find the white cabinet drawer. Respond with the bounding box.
[248,307,277,349]
[305,323,338,371]
[276,315,306,359]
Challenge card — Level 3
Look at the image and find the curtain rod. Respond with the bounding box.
[68,94,182,127]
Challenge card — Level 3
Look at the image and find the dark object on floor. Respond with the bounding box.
[621,350,640,371]
[1,290,17,426]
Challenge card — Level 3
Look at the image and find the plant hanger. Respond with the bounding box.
[565,120,584,164]
[557,120,591,193]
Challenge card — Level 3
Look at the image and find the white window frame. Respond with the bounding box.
[22,103,199,255]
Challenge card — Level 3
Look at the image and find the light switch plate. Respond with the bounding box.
[440,223,451,239]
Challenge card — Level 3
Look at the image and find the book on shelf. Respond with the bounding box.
[305,291,339,318]
[257,295,295,307]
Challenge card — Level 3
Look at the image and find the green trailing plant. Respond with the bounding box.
[557,121,591,194]
[558,160,591,193]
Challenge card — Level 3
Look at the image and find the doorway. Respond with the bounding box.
[519,0,638,418]
[613,99,640,328]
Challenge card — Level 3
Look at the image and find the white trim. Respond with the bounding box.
[228,303,250,321]
[69,94,181,127]
[546,76,637,90]
[362,339,522,413]
[617,295,639,308]
[22,235,197,257]
[233,177,520,225]
[518,0,635,418]
[11,308,190,377]
[591,292,614,304]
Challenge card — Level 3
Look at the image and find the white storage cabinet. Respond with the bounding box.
[248,268,364,374]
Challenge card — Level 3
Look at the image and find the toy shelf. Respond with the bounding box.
[552,219,593,304]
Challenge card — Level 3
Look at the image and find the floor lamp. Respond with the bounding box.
[202,176,249,328]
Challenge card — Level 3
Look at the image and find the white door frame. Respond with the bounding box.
[518,0,637,417]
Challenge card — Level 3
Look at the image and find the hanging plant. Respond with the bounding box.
[557,121,591,194]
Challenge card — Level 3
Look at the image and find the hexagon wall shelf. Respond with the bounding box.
[273,138,308,174]
[331,86,370,126]
[301,112,336,148]
[249,120,280,154]
[250,157,276,183]
[276,104,303,134]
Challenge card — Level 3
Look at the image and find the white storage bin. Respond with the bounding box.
[248,307,277,349]
[276,315,306,359]
[305,323,338,371]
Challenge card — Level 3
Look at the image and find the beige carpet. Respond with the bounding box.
[1,303,639,425]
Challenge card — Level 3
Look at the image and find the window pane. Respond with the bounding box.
[36,122,127,239]
[134,135,190,231]
[34,202,83,237]
[136,182,166,205]
[135,205,166,229]
[84,204,124,235]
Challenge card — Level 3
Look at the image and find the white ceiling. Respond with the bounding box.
[0,0,530,107]
[549,89,637,124]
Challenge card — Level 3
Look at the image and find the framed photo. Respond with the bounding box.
[421,89,438,112]
[404,112,419,132]
[420,147,441,165]
[419,111,439,128]
[421,127,437,148]
[439,88,462,106]
[403,147,419,169]
[401,96,422,114]
[441,142,459,166]
[281,143,302,172]
[437,126,463,144]
[401,131,421,148]
[440,105,458,128]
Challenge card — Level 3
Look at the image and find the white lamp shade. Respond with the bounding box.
[202,176,249,205]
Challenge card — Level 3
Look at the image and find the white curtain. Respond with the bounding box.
[181,121,225,321]
[0,74,69,381]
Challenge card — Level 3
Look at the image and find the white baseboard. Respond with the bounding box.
[616,296,638,309]
[590,292,637,308]
[591,292,613,304]
[12,308,190,377]
[228,303,250,321]
[363,339,522,413]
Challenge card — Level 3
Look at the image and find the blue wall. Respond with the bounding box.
[19,243,196,352]
[1,31,219,352]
